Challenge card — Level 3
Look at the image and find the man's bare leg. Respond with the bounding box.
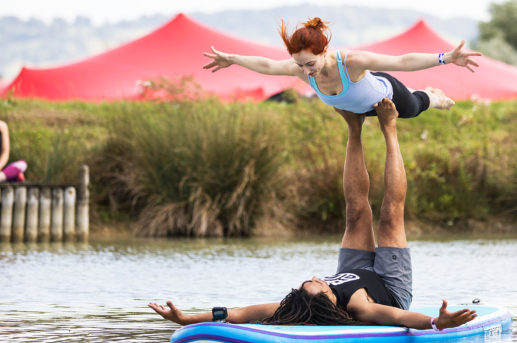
[375,99,408,248]
[335,108,375,252]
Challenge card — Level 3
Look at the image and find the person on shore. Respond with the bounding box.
[149,98,477,330]
[203,18,482,118]
[0,120,27,183]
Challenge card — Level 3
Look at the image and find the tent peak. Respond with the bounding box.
[17,66,30,74]
[399,19,449,46]
[167,12,200,27]
[411,19,431,30]
[171,12,194,23]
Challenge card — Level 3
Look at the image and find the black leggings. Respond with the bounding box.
[364,72,430,118]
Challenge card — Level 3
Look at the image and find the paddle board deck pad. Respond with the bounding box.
[170,306,512,342]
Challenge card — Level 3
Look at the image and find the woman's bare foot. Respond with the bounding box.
[425,87,455,110]
[374,98,399,129]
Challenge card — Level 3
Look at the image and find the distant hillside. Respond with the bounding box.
[0,15,167,81]
[191,5,478,47]
[0,5,478,81]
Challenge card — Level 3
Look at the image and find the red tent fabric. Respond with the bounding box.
[2,16,517,101]
[356,20,517,100]
[1,13,307,101]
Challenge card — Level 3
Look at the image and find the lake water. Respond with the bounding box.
[1,233,516,342]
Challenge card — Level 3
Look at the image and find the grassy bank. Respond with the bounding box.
[1,97,516,236]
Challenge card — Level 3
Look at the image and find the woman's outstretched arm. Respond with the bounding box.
[148,300,280,325]
[349,40,482,73]
[203,46,306,79]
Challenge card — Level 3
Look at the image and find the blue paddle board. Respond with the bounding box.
[170,306,512,342]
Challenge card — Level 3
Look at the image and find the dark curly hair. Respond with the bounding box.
[260,282,365,325]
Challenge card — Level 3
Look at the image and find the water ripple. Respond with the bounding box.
[1,234,516,342]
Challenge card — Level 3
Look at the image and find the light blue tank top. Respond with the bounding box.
[308,50,393,113]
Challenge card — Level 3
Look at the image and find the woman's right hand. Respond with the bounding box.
[203,46,233,72]
[148,300,190,325]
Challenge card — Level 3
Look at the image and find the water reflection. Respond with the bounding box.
[1,232,516,342]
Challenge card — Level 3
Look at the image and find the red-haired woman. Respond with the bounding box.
[203,18,481,118]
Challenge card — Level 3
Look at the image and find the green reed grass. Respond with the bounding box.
[269,98,517,228]
[95,100,286,237]
[1,97,515,236]
[0,99,103,183]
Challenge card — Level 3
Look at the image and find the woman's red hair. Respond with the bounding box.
[279,17,331,55]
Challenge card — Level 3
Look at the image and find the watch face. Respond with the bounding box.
[212,307,227,321]
[213,309,225,317]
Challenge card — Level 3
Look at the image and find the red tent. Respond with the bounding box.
[356,20,517,100]
[1,13,307,101]
[0,81,6,95]
[2,15,517,101]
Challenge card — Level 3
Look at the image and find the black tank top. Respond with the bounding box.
[323,269,398,310]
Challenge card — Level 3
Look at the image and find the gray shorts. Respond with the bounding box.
[337,247,413,310]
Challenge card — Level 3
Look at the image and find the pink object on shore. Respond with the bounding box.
[2,160,27,181]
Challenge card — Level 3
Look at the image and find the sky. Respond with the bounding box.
[0,0,506,24]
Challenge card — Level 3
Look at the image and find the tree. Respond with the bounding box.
[480,0,517,48]
[476,0,517,65]
[476,32,517,65]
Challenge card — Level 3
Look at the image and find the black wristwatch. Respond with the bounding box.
[212,307,228,322]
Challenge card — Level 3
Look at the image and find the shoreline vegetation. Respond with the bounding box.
[1,94,516,237]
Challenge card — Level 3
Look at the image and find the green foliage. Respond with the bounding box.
[475,32,517,65]
[95,100,286,237]
[0,99,104,183]
[477,0,517,64]
[10,126,87,183]
[279,101,348,231]
[1,97,516,236]
[480,0,517,49]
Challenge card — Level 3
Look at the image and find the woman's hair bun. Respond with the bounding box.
[304,17,328,30]
[279,17,331,55]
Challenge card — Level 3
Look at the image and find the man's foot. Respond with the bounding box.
[425,87,455,109]
[374,98,398,129]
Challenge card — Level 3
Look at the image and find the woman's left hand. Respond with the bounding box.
[448,40,482,72]
[435,299,477,330]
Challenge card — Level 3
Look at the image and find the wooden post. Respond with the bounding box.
[12,186,27,242]
[0,186,13,242]
[25,187,39,242]
[63,186,76,241]
[38,187,51,241]
[77,165,89,241]
[51,188,63,241]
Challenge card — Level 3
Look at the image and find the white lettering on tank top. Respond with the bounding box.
[323,273,360,286]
